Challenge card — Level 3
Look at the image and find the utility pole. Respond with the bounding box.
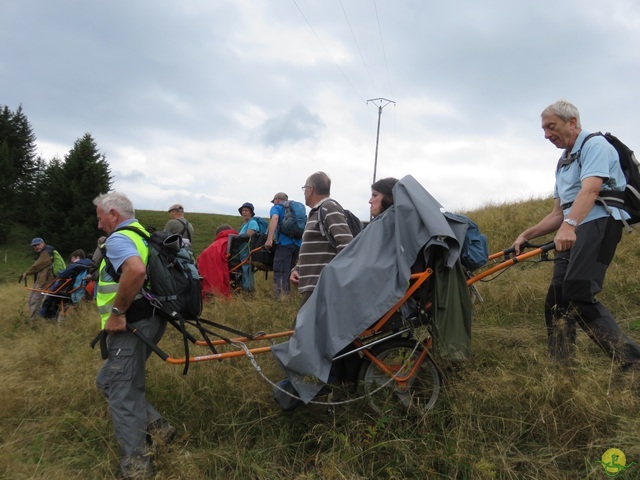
[367,98,395,183]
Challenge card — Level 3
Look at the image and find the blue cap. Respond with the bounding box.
[238,202,255,216]
[31,237,44,246]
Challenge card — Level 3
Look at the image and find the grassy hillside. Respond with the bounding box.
[0,209,250,284]
[135,209,252,256]
[1,197,640,479]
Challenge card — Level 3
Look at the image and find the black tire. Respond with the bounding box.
[357,338,440,416]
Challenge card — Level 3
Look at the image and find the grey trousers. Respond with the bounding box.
[28,285,45,317]
[96,315,167,472]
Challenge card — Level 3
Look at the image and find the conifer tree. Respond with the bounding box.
[0,105,39,239]
[39,133,112,255]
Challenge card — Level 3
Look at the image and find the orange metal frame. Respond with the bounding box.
[227,244,268,294]
[26,277,86,317]
[29,277,73,295]
[131,243,554,391]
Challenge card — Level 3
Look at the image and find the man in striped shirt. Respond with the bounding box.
[290,171,354,307]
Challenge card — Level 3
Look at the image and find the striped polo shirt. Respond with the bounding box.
[297,198,353,294]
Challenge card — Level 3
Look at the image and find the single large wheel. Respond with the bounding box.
[357,338,440,416]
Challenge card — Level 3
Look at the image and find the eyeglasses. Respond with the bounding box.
[301,185,312,191]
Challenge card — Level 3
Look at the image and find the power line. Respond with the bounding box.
[291,0,365,102]
[373,0,394,98]
[339,0,378,94]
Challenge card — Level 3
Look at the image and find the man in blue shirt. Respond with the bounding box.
[265,192,302,298]
[513,100,640,373]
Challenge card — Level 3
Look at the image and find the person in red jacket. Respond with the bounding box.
[198,224,239,298]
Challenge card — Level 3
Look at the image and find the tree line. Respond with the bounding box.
[0,104,113,256]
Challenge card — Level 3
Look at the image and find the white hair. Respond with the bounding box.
[93,191,135,219]
[541,100,582,128]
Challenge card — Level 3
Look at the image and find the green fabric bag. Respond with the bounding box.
[432,258,473,362]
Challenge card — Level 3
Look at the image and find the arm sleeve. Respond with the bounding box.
[322,201,353,252]
[24,251,53,276]
[580,139,616,182]
[105,234,142,274]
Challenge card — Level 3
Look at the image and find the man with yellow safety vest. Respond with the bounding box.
[93,192,176,479]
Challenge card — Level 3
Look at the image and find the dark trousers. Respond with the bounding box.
[273,243,299,297]
[544,216,640,369]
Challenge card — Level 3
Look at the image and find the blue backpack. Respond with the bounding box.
[279,200,307,238]
[254,216,269,234]
[447,213,489,271]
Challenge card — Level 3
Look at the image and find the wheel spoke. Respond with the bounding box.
[358,339,440,416]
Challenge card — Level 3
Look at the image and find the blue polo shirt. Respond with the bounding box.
[270,204,302,247]
[104,219,146,277]
[554,130,629,224]
[239,217,260,235]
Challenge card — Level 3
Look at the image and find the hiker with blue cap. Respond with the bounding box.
[19,237,54,318]
[238,202,261,292]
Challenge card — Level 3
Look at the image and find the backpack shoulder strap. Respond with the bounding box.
[175,218,192,241]
[114,224,151,241]
[100,225,151,282]
[578,132,603,160]
[556,132,602,173]
[316,201,327,237]
[316,199,344,248]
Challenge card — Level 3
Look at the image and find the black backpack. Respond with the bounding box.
[559,132,640,225]
[249,232,275,272]
[317,200,363,249]
[107,226,202,321]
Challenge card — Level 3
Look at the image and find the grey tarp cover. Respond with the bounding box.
[270,175,469,403]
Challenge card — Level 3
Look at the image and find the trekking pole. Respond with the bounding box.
[126,324,169,361]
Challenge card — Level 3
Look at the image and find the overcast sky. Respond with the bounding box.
[3,0,640,222]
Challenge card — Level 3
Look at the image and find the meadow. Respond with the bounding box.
[1,199,639,479]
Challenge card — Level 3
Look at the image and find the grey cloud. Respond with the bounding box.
[257,104,325,147]
[114,169,148,183]
[3,0,640,216]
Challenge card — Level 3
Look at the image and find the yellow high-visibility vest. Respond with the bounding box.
[96,222,149,328]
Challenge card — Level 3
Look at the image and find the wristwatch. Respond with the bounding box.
[111,307,126,316]
[564,218,578,228]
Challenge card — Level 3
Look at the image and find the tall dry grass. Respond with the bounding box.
[1,198,640,479]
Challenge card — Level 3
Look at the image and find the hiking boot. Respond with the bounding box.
[621,363,640,391]
[147,418,177,447]
[119,455,152,480]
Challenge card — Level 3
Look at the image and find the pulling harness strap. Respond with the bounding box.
[561,190,625,211]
